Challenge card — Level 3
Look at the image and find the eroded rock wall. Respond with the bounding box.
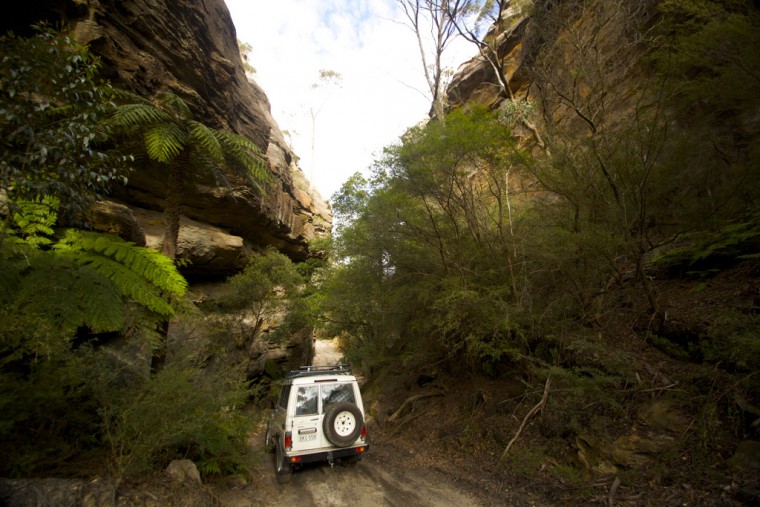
[10,0,330,269]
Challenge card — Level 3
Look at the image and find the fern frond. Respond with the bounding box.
[111,103,175,128]
[189,120,224,162]
[144,123,187,163]
[55,230,187,318]
[215,131,271,190]
[13,255,125,333]
[112,88,153,106]
[156,92,192,120]
[7,196,59,247]
[78,253,176,317]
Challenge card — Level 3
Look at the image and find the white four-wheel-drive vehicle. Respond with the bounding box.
[265,364,368,482]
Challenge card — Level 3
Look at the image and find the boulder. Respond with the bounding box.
[84,200,146,246]
[577,430,678,475]
[166,459,202,485]
[130,206,247,276]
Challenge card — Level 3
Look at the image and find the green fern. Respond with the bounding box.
[649,212,760,273]
[216,130,270,189]
[54,230,187,317]
[14,258,126,334]
[4,196,59,247]
[189,120,224,161]
[110,103,174,128]
[156,91,191,119]
[144,123,187,164]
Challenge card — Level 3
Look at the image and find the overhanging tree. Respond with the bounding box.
[110,92,271,259]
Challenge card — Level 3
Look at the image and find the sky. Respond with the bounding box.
[224,0,476,201]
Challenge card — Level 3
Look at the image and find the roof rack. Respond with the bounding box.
[286,364,353,379]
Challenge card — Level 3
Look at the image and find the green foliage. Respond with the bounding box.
[110,91,269,190]
[1,196,58,247]
[0,343,102,476]
[97,361,252,477]
[109,91,271,258]
[213,247,306,345]
[0,25,131,222]
[322,106,531,373]
[0,223,188,476]
[649,212,760,274]
[55,229,187,318]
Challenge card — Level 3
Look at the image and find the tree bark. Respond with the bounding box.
[161,162,185,260]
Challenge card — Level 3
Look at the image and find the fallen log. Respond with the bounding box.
[388,391,446,423]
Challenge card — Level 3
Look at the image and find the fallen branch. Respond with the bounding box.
[499,376,551,463]
[608,476,621,507]
[387,391,445,423]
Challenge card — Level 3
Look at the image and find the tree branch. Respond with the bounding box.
[499,376,551,462]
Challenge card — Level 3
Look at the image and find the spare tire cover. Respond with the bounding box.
[323,402,363,447]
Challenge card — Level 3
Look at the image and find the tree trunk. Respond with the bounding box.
[161,163,184,260]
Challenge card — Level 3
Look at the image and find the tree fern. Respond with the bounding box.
[189,120,224,161]
[110,91,271,258]
[110,103,175,128]
[156,91,191,119]
[215,130,269,191]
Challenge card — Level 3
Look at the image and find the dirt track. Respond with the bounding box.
[214,442,484,507]
[214,339,485,506]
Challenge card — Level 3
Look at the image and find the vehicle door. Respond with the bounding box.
[290,384,322,452]
[272,383,290,439]
[320,381,359,445]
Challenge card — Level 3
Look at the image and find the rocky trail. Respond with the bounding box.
[215,438,487,507]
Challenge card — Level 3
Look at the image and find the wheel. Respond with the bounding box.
[341,456,359,467]
[274,442,292,484]
[323,402,363,447]
[264,422,276,453]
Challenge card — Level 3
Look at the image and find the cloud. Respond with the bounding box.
[225,0,475,200]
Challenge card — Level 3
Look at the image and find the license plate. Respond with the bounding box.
[299,434,316,442]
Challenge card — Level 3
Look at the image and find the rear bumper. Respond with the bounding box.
[286,444,369,465]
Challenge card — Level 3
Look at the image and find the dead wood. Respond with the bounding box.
[499,376,551,463]
[388,391,445,423]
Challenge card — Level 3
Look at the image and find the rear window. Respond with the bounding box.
[295,386,319,416]
[321,383,356,409]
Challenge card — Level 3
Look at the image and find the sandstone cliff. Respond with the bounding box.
[9,0,331,273]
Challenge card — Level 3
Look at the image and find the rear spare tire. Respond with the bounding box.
[323,402,363,447]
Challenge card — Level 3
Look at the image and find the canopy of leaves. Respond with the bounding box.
[323,107,530,373]
[319,0,760,376]
[0,26,132,222]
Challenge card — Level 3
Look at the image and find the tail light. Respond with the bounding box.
[284,431,292,451]
[361,425,367,441]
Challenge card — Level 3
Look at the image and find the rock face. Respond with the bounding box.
[446,9,532,110]
[34,0,331,269]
